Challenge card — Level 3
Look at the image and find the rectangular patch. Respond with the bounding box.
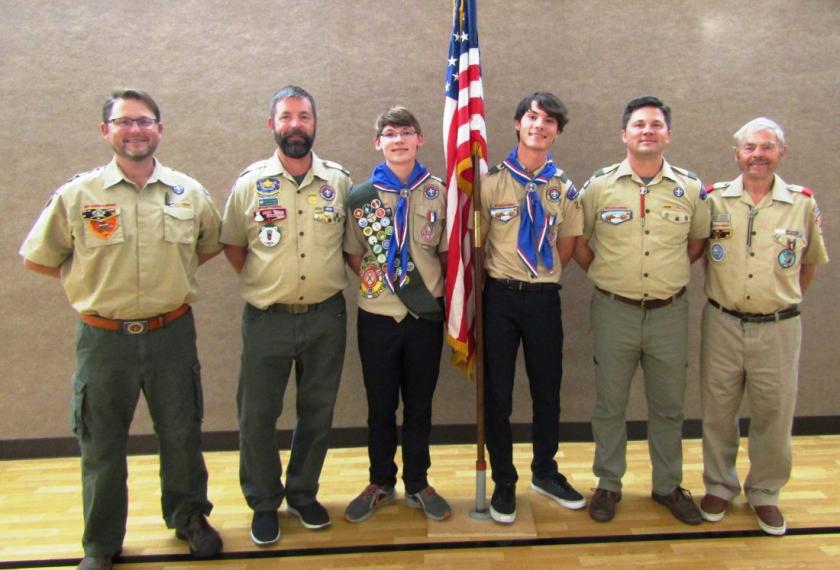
[599,207,633,225]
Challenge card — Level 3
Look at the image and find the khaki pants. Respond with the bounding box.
[700,303,800,507]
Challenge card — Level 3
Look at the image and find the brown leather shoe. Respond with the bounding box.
[652,487,702,525]
[752,504,786,536]
[588,488,621,522]
[77,556,112,570]
[699,493,728,522]
[175,513,223,558]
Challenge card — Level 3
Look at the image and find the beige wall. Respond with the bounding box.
[2,0,838,442]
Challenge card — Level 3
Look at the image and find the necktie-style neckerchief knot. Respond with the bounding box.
[371,161,431,291]
[502,148,557,277]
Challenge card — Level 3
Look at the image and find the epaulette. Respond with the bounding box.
[672,165,699,180]
[555,170,571,184]
[238,159,267,178]
[592,163,620,178]
[788,184,814,197]
[705,181,729,194]
[321,159,350,176]
[487,162,504,176]
[430,175,444,185]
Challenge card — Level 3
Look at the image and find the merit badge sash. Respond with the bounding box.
[349,179,443,321]
[81,204,119,240]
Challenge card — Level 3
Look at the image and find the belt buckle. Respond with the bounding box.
[122,320,148,334]
[287,304,309,314]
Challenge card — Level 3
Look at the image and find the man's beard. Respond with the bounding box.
[275,128,315,158]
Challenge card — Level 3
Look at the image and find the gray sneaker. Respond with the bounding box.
[405,486,452,521]
[344,484,396,523]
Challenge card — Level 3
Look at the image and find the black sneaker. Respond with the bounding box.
[490,483,516,524]
[287,500,331,530]
[531,473,586,510]
[250,510,280,545]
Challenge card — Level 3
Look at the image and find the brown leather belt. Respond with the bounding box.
[596,286,686,309]
[708,298,799,323]
[80,304,191,334]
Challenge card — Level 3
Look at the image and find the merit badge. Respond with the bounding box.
[566,183,579,201]
[424,184,439,199]
[599,207,632,225]
[710,243,725,262]
[376,253,387,264]
[354,208,364,219]
[547,186,562,202]
[363,226,373,237]
[375,208,385,219]
[81,204,119,240]
[319,185,336,201]
[256,177,281,195]
[673,186,685,198]
[172,185,185,195]
[358,217,369,228]
[371,198,382,209]
[384,226,394,236]
[372,221,382,231]
[778,248,796,269]
[259,225,281,247]
[381,217,391,227]
[490,204,519,223]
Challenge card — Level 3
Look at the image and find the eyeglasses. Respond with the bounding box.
[379,129,417,140]
[108,117,158,129]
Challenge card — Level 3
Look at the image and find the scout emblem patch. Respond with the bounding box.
[320,185,336,201]
[599,207,632,225]
[673,186,685,198]
[547,186,562,202]
[490,204,518,222]
[81,204,119,240]
[259,225,281,247]
[256,177,281,195]
[424,184,439,199]
[710,243,725,262]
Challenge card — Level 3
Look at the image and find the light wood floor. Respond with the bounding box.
[2,436,839,568]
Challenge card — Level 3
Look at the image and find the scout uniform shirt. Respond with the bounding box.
[481,162,583,283]
[705,174,829,314]
[580,158,710,300]
[344,175,447,321]
[220,151,351,308]
[19,159,222,319]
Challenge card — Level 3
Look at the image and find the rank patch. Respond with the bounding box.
[710,243,725,261]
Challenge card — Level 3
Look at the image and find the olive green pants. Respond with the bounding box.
[72,312,211,557]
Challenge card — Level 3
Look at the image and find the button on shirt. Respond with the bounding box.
[581,158,710,300]
[481,165,583,284]
[220,151,351,308]
[705,174,829,314]
[19,159,223,319]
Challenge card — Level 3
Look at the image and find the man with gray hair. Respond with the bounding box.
[221,85,352,545]
[699,117,828,535]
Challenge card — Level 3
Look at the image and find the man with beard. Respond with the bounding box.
[20,89,223,569]
[220,85,352,546]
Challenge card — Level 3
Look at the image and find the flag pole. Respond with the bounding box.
[469,152,490,520]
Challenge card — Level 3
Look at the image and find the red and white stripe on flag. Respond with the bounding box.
[443,0,487,376]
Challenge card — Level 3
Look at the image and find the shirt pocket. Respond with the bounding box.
[773,228,806,273]
[163,205,196,244]
[413,205,444,248]
[314,207,345,245]
[81,205,125,248]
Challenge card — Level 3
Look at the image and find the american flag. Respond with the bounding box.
[443,0,487,375]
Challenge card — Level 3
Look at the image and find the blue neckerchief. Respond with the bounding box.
[370,161,431,291]
[502,148,556,277]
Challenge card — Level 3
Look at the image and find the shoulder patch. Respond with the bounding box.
[671,165,699,180]
[593,163,620,178]
[788,184,814,197]
[555,170,571,184]
[321,160,350,176]
[430,175,444,185]
[238,159,268,178]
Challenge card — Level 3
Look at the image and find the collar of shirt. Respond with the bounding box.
[101,158,181,190]
[721,174,794,205]
[264,150,330,186]
[615,157,679,185]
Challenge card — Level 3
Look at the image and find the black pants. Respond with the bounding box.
[357,308,444,494]
[483,277,564,485]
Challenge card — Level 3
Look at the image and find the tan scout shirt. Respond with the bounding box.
[19,159,222,319]
[581,158,710,300]
[705,174,829,314]
[481,163,583,284]
[221,151,351,308]
[344,177,447,321]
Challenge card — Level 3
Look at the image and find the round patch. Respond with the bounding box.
[259,225,281,247]
[363,226,373,237]
[307,195,318,206]
[376,253,387,264]
[778,248,796,269]
[371,198,382,209]
[710,243,725,262]
[358,217,368,228]
[375,208,385,219]
[372,222,382,231]
[353,208,364,219]
[319,185,335,201]
[673,186,685,198]
[381,217,391,227]
[172,185,185,195]
[547,187,562,202]
[424,184,439,199]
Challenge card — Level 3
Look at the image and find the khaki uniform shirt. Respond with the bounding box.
[221,151,351,308]
[581,158,710,300]
[19,159,222,319]
[705,174,829,313]
[344,176,447,321]
[481,163,583,284]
